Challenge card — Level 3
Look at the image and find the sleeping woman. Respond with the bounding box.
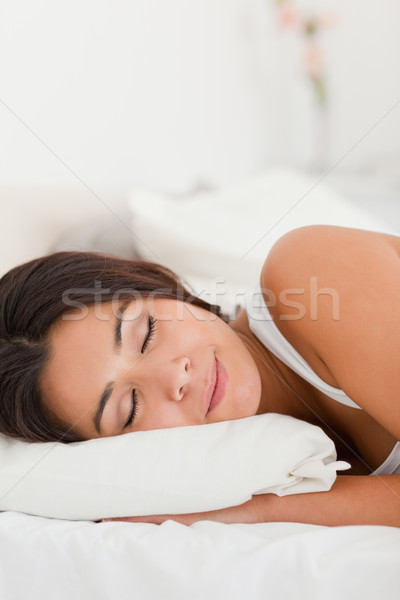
[0,224,399,527]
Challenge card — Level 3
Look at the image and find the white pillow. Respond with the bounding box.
[0,413,349,521]
[128,167,397,318]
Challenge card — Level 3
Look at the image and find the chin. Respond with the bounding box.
[227,387,261,421]
[237,371,262,416]
[240,396,261,419]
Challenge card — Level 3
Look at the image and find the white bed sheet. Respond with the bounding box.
[0,511,399,600]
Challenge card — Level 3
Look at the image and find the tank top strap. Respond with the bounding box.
[245,283,361,410]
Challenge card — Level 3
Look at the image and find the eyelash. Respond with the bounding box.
[124,315,157,429]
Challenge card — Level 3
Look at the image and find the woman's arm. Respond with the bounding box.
[253,474,400,528]
[102,474,400,527]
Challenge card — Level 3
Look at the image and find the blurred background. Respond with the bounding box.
[1,0,399,315]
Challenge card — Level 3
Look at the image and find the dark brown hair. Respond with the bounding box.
[0,251,227,443]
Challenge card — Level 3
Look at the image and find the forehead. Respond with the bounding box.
[41,302,117,403]
[44,296,214,375]
[57,296,211,324]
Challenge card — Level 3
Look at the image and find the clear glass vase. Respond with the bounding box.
[311,101,330,172]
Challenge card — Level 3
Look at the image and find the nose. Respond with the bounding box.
[163,356,190,401]
[127,355,190,402]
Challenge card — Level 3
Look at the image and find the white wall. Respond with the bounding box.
[0,0,399,191]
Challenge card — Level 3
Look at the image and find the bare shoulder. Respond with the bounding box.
[260,225,400,440]
[263,225,400,276]
[262,225,400,304]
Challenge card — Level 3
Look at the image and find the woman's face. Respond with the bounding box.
[41,298,262,439]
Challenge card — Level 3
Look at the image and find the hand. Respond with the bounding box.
[100,496,264,526]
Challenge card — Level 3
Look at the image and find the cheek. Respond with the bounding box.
[139,406,191,431]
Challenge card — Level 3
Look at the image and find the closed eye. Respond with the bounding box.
[141,315,157,354]
[124,390,139,429]
[124,315,157,428]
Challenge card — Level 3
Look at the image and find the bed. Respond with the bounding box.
[1,513,399,600]
[1,167,400,599]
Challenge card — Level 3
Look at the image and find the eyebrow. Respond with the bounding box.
[92,300,131,434]
[113,301,131,352]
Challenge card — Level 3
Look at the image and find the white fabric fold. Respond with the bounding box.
[128,167,397,317]
[0,413,349,521]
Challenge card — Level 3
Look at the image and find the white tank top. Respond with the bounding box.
[246,282,400,476]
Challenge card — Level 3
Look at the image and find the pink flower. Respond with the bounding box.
[277,6,301,29]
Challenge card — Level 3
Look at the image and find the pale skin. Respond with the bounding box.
[41,225,400,527]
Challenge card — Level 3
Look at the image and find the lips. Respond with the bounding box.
[204,357,217,415]
[206,356,228,415]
